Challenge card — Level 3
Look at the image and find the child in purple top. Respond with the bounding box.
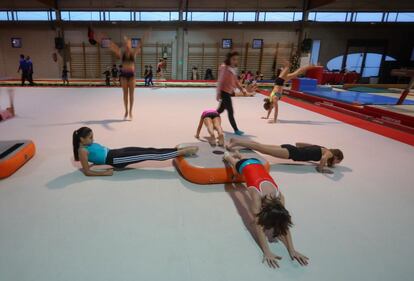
[195,109,224,146]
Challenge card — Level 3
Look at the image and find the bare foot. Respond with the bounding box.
[217,134,225,147]
[233,150,243,159]
[129,112,133,120]
[223,151,233,163]
[226,138,238,151]
[124,111,128,119]
[206,136,216,146]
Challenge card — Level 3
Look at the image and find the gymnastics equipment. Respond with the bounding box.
[391,69,414,105]
[291,78,318,92]
[174,142,270,185]
[0,140,36,179]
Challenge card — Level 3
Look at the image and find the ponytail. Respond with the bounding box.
[72,127,92,161]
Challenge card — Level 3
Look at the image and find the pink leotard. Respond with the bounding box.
[201,109,219,118]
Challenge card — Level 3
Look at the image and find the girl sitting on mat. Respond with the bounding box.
[263,62,316,123]
[195,109,225,146]
[73,127,198,176]
[227,138,343,174]
[223,151,309,268]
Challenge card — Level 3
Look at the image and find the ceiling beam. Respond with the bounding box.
[307,0,336,10]
[35,0,57,9]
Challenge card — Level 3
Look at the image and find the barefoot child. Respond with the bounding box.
[263,63,316,123]
[228,138,344,174]
[223,151,309,268]
[195,109,225,146]
[73,127,199,176]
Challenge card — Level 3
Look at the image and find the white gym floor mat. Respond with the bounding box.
[0,87,413,281]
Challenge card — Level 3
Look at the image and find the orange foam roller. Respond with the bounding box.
[174,142,270,185]
[0,140,36,179]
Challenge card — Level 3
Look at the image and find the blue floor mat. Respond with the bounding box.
[304,89,414,105]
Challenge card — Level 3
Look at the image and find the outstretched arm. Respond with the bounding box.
[277,193,309,266]
[195,117,204,139]
[248,193,282,268]
[316,150,333,174]
[79,149,113,176]
[108,41,121,59]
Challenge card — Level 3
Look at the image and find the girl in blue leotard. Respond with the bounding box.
[72,127,198,176]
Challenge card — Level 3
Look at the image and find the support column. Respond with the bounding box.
[176,26,185,79]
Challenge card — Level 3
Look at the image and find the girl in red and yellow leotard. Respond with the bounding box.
[223,151,309,269]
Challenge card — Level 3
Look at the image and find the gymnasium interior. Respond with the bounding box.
[0,1,413,281]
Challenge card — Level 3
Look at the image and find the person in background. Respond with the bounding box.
[103,68,111,86]
[144,65,149,86]
[147,65,154,86]
[62,65,70,86]
[245,71,254,83]
[26,56,34,85]
[263,62,315,123]
[191,66,199,80]
[255,71,263,81]
[157,59,166,80]
[111,64,119,86]
[17,54,29,86]
[216,51,247,136]
[239,70,246,84]
[204,68,214,80]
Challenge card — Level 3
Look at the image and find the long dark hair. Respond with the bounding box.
[263,98,272,111]
[72,127,92,161]
[257,196,292,238]
[224,51,239,66]
[327,149,344,167]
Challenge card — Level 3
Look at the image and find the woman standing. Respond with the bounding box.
[107,36,141,119]
[216,51,247,136]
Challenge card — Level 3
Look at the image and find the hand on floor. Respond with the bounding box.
[289,250,309,266]
[262,252,282,269]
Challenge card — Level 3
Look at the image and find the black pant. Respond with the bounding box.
[106,147,179,168]
[21,71,29,85]
[28,72,34,85]
[217,91,239,132]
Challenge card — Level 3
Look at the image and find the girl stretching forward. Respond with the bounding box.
[227,138,343,174]
[73,127,198,176]
[195,109,225,146]
[223,151,308,268]
[263,62,316,123]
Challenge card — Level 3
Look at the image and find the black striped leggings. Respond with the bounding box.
[105,147,179,168]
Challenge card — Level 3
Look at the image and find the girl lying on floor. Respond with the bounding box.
[227,138,343,174]
[73,127,198,176]
[195,109,225,146]
[223,151,309,268]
